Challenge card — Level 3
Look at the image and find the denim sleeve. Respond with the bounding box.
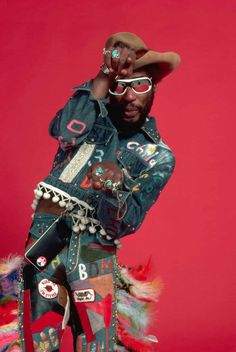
[49,80,107,149]
[96,147,176,244]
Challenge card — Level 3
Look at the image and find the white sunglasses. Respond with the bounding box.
[109,76,153,96]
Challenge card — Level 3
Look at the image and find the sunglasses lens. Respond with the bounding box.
[132,79,151,93]
[110,82,126,95]
[109,78,152,95]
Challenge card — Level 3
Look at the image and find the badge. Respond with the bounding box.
[73,289,95,302]
[38,279,59,299]
[36,256,47,268]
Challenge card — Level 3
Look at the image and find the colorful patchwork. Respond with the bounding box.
[0,256,22,352]
[0,256,161,352]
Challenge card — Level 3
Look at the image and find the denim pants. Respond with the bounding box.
[20,213,118,352]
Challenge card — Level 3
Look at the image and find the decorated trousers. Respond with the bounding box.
[20,213,119,352]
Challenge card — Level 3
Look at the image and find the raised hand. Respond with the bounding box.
[103,43,136,78]
[87,161,123,193]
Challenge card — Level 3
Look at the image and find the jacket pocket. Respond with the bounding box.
[29,213,59,240]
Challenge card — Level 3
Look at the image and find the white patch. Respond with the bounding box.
[73,289,95,302]
[127,142,159,166]
[36,256,47,268]
[59,143,95,183]
[38,279,59,299]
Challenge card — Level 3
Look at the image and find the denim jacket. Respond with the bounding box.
[42,80,175,245]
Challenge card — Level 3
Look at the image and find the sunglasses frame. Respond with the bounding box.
[109,76,153,96]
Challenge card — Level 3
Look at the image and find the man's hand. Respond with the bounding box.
[104,44,136,77]
[87,161,123,192]
[92,43,135,99]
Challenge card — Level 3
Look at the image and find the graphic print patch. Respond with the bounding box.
[73,289,95,302]
[38,279,59,299]
[36,256,47,268]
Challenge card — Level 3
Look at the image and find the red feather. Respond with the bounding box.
[118,325,156,352]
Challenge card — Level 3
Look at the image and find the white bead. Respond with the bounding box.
[66,204,73,211]
[31,203,37,210]
[72,225,80,233]
[100,229,106,236]
[36,190,43,197]
[32,199,38,205]
[116,242,122,249]
[81,217,89,225]
[79,224,86,231]
[59,200,66,207]
[43,193,51,199]
[89,226,96,234]
[106,235,112,240]
[52,196,60,203]
[31,213,35,219]
[77,209,85,217]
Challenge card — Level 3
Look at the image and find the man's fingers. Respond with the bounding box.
[117,47,129,74]
[104,49,112,72]
[104,46,135,76]
[93,180,103,190]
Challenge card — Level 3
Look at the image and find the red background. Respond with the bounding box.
[1,1,236,351]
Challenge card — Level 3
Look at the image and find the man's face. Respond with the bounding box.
[108,69,155,132]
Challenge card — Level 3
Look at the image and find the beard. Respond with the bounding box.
[108,91,155,134]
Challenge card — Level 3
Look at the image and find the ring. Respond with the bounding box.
[111,49,120,59]
[95,166,104,176]
[112,181,123,193]
[104,180,114,190]
[103,48,111,55]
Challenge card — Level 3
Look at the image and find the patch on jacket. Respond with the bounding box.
[126,141,159,167]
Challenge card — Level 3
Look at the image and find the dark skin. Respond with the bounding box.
[88,44,156,192]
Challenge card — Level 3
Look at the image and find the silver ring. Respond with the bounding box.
[103,48,111,55]
[104,180,114,190]
[112,181,123,193]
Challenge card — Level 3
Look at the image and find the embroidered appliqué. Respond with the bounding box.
[127,141,159,167]
[59,143,95,183]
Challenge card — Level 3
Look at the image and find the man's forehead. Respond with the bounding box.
[127,69,151,79]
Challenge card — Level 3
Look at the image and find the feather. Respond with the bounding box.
[0,256,22,352]
[117,262,161,351]
[0,256,23,276]
[118,325,157,352]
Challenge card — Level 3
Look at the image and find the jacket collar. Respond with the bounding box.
[141,116,160,144]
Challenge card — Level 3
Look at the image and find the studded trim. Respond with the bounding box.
[59,143,95,183]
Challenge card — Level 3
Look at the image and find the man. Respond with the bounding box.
[15,32,180,351]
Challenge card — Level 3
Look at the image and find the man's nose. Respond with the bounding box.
[123,87,136,101]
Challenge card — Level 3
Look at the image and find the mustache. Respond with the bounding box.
[120,103,142,112]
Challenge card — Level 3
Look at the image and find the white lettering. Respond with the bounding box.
[78,263,88,280]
